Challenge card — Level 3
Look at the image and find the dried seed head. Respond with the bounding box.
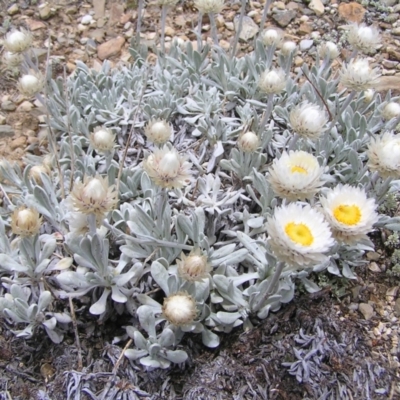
[318,41,340,60]
[238,131,260,153]
[177,249,210,281]
[11,207,42,237]
[258,68,287,95]
[90,127,116,153]
[194,0,224,14]
[18,74,44,97]
[144,119,173,145]
[162,292,197,326]
[4,29,32,53]
[382,102,400,121]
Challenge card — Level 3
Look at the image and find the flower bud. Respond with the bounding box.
[382,102,400,121]
[11,207,42,237]
[281,41,297,56]
[177,249,210,281]
[18,74,44,97]
[90,127,115,153]
[290,102,328,140]
[238,131,260,153]
[318,41,340,60]
[363,89,375,103]
[261,28,283,47]
[2,51,23,68]
[194,0,224,14]
[29,164,50,185]
[4,29,32,53]
[258,68,287,95]
[82,178,108,203]
[144,119,173,145]
[162,292,197,326]
[340,58,380,91]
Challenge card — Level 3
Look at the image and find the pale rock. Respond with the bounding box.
[359,303,374,320]
[77,23,89,32]
[88,29,105,43]
[164,26,175,36]
[274,1,286,10]
[294,56,304,66]
[392,27,400,36]
[39,3,53,20]
[93,0,106,18]
[124,28,134,39]
[26,19,47,31]
[124,22,132,30]
[225,22,234,31]
[299,39,313,51]
[216,15,225,28]
[10,136,27,150]
[66,62,76,72]
[309,0,325,16]
[1,100,16,111]
[366,251,380,261]
[272,10,296,28]
[0,115,6,125]
[0,125,14,138]
[17,101,34,112]
[368,262,381,272]
[220,40,230,50]
[394,298,400,317]
[7,4,20,15]
[234,16,259,41]
[299,15,309,22]
[97,37,125,60]
[81,14,93,25]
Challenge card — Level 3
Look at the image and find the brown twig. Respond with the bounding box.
[69,297,83,371]
[301,66,333,121]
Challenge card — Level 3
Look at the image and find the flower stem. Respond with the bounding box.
[209,13,219,46]
[88,213,97,236]
[259,0,273,37]
[197,12,203,51]
[231,0,246,58]
[136,0,144,45]
[252,261,285,312]
[160,5,167,53]
[328,90,356,131]
[259,93,274,134]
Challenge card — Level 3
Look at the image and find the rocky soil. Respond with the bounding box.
[1,0,400,399]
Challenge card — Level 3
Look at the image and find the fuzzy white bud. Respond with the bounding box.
[258,68,287,95]
[382,102,400,121]
[318,41,340,60]
[162,292,197,326]
[290,102,328,140]
[11,207,41,237]
[340,58,380,91]
[82,178,108,203]
[29,164,50,184]
[194,0,224,14]
[348,23,380,54]
[18,74,43,97]
[4,29,32,53]
[281,41,297,56]
[90,127,115,153]
[177,249,210,281]
[363,89,375,103]
[238,131,260,153]
[144,120,172,145]
[261,28,283,47]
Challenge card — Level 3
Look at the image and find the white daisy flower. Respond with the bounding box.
[268,151,325,201]
[266,203,334,267]
[289,102,328,140]
[367,131,400,179]
[340,58,380,92]
[382,102,400,121]
[320,185,378,244]
[143,145,192,189]
[348,23,380,55]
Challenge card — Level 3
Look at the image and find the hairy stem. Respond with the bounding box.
[259,0,273,37]
[231,0,246,58]
[160,5,167,53]
[136,0,144,45]
[197,12,203,51]
[209,12,219,46]
[259,94,274,134]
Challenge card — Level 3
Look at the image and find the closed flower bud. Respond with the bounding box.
[11,207,42,237]
[194,0,224,14]
[177,249,210,281]
[4,29,32,53]
[2,51,23,67]
[340,58,380,92]
[18,74,44,97]
[258,68,287,95]
[290,102,328,140]
[348,23,380,54]
[363,89,375,103]
[29,164,50,185]
[261,28,283,47]
[238,131,260,153]
[162,292,197,326]
[144,119,173,145]
[318,41,340,60]
[382,102,400,121]
[89,127,116,153]
[281,41,297,56]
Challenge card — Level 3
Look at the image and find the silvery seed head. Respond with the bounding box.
[318,41,340,60]
[194,0,224,14]
[348,23,380,54]
[289,102,328,140]
[11,206,42,237]
[18,73,44,97]
[162,292,197,326]
[382,102,400,121]
[144,119,173,145]
[258,68,287,95]
[281,41,297,56]
[237,131,260,153]
[340,58,380,91]
[4,29,32,53]
[90,127,116,153]
[261,28,283,47]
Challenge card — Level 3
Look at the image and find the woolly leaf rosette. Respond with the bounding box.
[142,146,192,189]
[268,151,325,201]
[266,203,335,267]
[320,185,378,244]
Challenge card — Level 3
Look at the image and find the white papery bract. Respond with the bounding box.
[340,58,380,91]
[266,203,334,267]
[320,185,378,244]
[363,89,375,103]
[367,131,400,178]
[382,102,400,121]
[261,28,283,47]
[348,24,380,54]
[238,131,260,153]
[11,207,42,237]
[162,292,197,326]
[281,41,297,56]
[143,145,192,189]
[289,102,328,140]
[268,151,325,201]
[177,249,210,282]
[318,41,340,60]
[4,29,32,53]
[89,127,116,153]
[144,119,173,145]
[194,0,224,14]
[18,74,44,97]
[258,68,287,95]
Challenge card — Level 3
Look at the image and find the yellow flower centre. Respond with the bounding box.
[333,204,361,226]
[285,222,314,246]
[290,165,307,174]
